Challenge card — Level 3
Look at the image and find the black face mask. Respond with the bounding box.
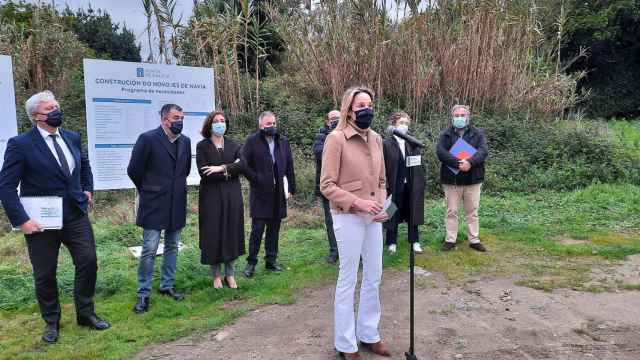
[261,126,277,137]
[169,120,183,135]
[354,107,374,130]
[41,108,63,128]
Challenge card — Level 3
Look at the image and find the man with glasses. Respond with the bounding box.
[128,103,192,313]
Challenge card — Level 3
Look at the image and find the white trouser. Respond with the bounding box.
[333,213,383,353]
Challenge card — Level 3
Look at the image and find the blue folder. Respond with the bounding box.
[448,138,477,175]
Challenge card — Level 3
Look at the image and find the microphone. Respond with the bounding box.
[386,126,425,148]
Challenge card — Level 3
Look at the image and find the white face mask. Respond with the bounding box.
[396,124,409,135]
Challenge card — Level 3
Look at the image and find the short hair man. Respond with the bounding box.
[128,103,192,313]
[436,105,489,252]
[241,111,296,277]
[312,110,340,264]
[0,90,110,343]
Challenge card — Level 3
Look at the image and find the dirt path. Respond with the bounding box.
[135,269,640,360]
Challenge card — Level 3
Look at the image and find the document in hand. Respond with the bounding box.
[14,196,63,231]
[382,195,398,218]
[448,138,477,175]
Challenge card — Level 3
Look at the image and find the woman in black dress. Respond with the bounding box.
[197,111,245,289]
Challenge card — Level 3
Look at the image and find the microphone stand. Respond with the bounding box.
[405,142,420,360]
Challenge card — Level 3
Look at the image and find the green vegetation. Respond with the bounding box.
[1,183,639,359]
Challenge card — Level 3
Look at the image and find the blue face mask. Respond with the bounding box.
[211,122,226,136]
[354,107,374,129]
[41,108,63,128]
[452,116,467,129]
[169,120,183,135]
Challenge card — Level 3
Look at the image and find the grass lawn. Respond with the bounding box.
[0,183,639,360]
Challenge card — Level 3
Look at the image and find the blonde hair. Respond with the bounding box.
[338,86,374,130]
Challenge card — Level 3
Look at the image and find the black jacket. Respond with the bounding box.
[242,131,296,219]
[436,125,488,185]
[383,136,426,226]
[312,125,331,197]
[127,127,191,231]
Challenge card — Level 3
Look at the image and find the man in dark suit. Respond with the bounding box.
[241,111,296,278]
[312,110,340,264]
[127,103,191,313]
[0,90,110,344]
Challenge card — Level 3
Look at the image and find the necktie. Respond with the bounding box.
[50,134,71,177]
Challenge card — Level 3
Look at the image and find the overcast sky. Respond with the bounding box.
[20,0,195,60]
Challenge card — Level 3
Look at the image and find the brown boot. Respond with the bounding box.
[361,340,391,357]
[338,351,362,360]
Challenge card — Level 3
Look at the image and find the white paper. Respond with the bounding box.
[283,176,290,199]
[16,196,63,230]
[128,242,185,259]
[406,155,421,167]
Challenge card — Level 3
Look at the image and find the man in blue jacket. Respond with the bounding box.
[0,91,110,344]
[127,104,191,313]
[241,111,296,277]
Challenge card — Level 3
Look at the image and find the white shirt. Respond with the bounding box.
[267,136,275,162]
[37,125,76,174]
[394,135,408,183]
[394,135,406,159]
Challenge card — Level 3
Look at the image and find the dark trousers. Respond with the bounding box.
[321,196,338,256]
[386,184,419,245]
[247,218,281,265]
[24,202,97,324]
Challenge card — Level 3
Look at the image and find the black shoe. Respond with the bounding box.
[133,296,150,314]
[77,314,111,330]
[159,288,185,301]
[470,242,487,252]
[442,242,457,251]
[265,262,284,272]
[327,253,339,264]
[243,263,256,278]
[42,322,59,344]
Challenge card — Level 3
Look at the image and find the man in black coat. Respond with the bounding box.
[383,112,426,255]
[0,91,110,344]
[312,110,340,264]
[241,111,296,277]
[436,105,488,252]
[127,104,192,313]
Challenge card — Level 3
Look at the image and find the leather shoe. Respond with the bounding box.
[442,242,457,251]
[337,350,362,359]
[42,322,59,343]
[265,262,284,272]
[77,314,111,330]
[159,288,185,301]
[243,263,256,278]
[360,340,391,357]
[133,296,150,313]
[470,242,487,252]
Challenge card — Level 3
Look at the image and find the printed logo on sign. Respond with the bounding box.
[136,68,144,77]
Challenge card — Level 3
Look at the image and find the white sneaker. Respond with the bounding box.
[413,243,424,254]
[388,244,397,254]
